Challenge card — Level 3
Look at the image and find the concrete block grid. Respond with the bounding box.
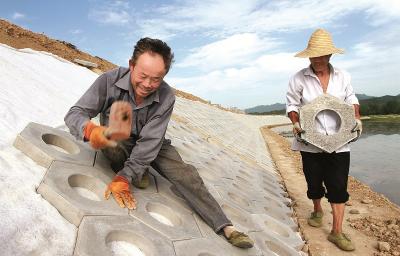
[15,105,303,255]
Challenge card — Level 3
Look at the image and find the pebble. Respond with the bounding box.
[349,209,360,214]
[302,244,309,253]
[392,251,400,256]
[362,199,373,204]
[345,201,353,206]
[378,241,390,252]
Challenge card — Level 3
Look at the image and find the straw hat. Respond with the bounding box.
[295,28,344,58]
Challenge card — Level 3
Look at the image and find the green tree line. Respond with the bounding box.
[359,95,400,115]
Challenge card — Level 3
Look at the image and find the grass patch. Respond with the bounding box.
[363,114,400,123]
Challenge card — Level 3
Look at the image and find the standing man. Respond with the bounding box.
[286,29,362,251]
[65,37,253,249]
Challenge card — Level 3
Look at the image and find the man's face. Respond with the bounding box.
[129,52,166,101]
[309,54,331,72]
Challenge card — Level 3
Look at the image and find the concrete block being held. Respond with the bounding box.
[37,161,128,226]
[74,216,175,256]
[14,122,95,168]
[299,94,357,153]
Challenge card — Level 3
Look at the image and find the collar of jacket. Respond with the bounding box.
[114,69,160,108]
[303,63,339,78]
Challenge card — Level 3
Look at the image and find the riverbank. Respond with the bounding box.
[261,126,400,256]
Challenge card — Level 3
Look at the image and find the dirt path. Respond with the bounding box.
[261,126,400,256]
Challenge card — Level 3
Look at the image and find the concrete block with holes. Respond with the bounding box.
[14,96,304,255]
[129,193,202,240]
[13,122,95,168]
[74,216,175,256]
[37,161,128,226]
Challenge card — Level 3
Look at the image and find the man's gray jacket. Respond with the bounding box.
[64,67,175,183]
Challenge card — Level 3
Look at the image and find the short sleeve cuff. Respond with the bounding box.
[286,106,299,116]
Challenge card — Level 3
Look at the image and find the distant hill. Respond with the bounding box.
[356,94,375,100]
[245,94,397,115]
[245,103,285,114]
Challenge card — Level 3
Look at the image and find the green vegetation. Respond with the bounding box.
[363,115,400,123]
[359,95,400,115]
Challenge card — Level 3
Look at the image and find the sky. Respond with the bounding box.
[1,0,400,109]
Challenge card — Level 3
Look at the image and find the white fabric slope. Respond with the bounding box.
[0,44,98,256]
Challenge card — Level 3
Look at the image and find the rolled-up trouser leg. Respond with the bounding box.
[151,140,232,233]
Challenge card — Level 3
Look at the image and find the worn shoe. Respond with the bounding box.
[307,211,323,227]
[328,232,355,251]
[133,172,150,189]
[227,231,254,249]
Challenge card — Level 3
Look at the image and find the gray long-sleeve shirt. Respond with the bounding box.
[64,67,175,182]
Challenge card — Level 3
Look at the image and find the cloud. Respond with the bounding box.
[169,52,306,96]
[12,12,25,20]
[365,0,400,26]
[69,29,83,34]
[88,1,131,26]
[177,33,280,71]
[133,0,393,39]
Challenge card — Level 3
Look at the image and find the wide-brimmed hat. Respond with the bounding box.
[295,28,344,58]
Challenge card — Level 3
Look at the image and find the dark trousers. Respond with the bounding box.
[102,139,232,233]
[300,151,350,203]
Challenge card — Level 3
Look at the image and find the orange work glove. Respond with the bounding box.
[84,121,117,149]
[104,175,137,209]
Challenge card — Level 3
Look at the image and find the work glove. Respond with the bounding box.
[84,121,117,150]
[104,175,137,210]
[350,119,362,142]
[293,122,308,145]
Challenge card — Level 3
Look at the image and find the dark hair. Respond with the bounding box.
[131,37,174,73]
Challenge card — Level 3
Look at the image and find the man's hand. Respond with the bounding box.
[84,122,117,150]
[293,122,308,145]
[104,175,137,210]
[350,119,362,142]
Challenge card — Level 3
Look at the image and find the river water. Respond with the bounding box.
[271,119,400,206]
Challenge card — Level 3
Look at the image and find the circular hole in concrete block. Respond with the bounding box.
[198,168,218,182]
[68,174,106,201]
[238,170,253,179]
[235,175,251,185]
[264,220,290,237]
[146,202,182,227]
[264,207,288,221]
[264,196,283,208]
[265,240,291,256]
[315,109,341,134]
[263,187,281,198]
[227,192,251,208]
[182,142,193,149]
[221,204,249,224]
[106,231,154,256]
[42,133,80,154]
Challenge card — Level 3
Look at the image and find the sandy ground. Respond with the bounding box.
[261,126,400,256]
